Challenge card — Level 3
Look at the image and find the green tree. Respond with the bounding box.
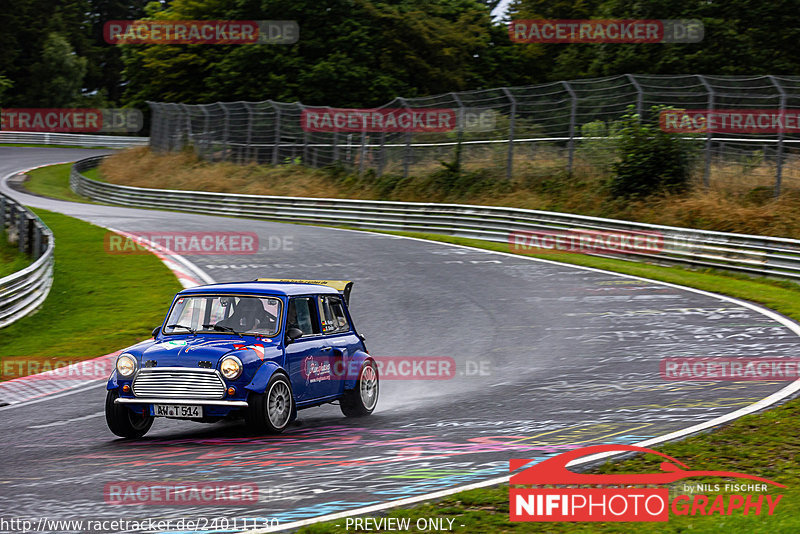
[28,33,89,107]
[119,0,498,107]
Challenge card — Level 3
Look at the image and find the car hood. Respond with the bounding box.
[137,336,279,367]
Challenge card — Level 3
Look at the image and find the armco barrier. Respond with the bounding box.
[0,131,148,148]
[71,156,800,281]
[0,196,54,328]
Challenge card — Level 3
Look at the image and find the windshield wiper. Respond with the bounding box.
[166,324,196,335]
[203,323,243,337]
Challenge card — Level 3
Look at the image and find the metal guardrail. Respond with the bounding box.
[0,196,54,328]
[71,156,800,281]
[0,131,148,148]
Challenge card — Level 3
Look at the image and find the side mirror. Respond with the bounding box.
[285,327,304,344]
[152,326,161,338]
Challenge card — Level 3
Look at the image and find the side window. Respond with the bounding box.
[320,296,350,334]
[287,297,320,336]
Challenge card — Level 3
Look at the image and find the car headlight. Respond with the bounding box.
[116,353,137,377]
[220,355,243,380]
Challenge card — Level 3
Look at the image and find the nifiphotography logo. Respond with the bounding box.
[510,445,785,522]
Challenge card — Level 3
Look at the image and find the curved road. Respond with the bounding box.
[1,147,799,532]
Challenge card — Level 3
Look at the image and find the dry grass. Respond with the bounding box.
[99,147,800,239]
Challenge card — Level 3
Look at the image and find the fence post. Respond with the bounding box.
[398,97,412,178]
[299,103,310,166]
[450,93,465,172]
[562,81,577,175]
[0,196,5,230]
[333,131,340,164]
[377,130,387,177]
[244,102,254,163]
[358,118,367,175]
[271,101,281,165]
[199,105,211,160]
[769,75,786,198]
[698,75,714,188]
[502,87,517,180]
[626,74,644,118]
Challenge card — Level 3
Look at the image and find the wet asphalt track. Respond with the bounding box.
[1,147,800,532]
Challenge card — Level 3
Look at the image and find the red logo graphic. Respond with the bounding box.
[510,445,785,522]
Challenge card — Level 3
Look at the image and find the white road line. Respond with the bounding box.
[28,411,105,429]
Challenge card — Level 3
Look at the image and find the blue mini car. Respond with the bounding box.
[105,279,378,438]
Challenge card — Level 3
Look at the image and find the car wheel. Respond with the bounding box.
[105,390,153,439]
[340,359,379,417]
[246,373,294,434]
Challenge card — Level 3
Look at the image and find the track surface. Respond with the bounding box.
[1,147,800,532]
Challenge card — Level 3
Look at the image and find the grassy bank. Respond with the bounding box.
[0,208,181,361]
[98,147,800,239]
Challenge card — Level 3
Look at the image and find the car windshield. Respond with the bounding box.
[163,295,282,337]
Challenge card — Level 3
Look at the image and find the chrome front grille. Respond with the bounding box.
[132,368,226,400]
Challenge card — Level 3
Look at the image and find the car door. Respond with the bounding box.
[317,294,359,398]
[284,296,331,403]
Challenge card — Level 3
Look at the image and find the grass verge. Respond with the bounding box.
[0,208,181,363]
[22,163,90,203]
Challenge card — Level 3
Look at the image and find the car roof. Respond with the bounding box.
[177,281,341,298]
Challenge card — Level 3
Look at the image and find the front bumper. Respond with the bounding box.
[115,398,249,407]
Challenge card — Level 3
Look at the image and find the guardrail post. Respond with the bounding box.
[562,81,577,175]
[502,87,517,180]
[17,207,26,253]
[33,225,42,260]
[769,75,786,198]
[698,75,714,188]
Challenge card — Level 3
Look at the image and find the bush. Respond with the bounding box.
[609,106,697,199]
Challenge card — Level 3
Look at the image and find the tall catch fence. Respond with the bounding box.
[148,75,800,196]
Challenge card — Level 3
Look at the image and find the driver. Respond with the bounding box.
[217,298,271,332]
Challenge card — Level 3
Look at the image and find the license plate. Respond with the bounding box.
[153,404,203,418]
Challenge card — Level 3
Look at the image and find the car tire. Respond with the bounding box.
[105,390,154,439]
[246,373,294,434]
[340,359,379,417]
